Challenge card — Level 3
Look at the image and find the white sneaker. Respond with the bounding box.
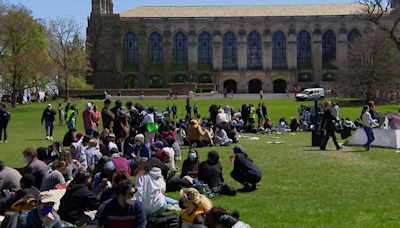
[0,141,2,143]
[50,137,53,140]
[46,136,49,140]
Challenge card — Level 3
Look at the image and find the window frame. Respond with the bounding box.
[123,32,138,64]
[173,32,188,64]
[198,32,213,64]
[148,32,163,64]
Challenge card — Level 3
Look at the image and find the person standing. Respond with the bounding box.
[102,99,115,131]
[0,102,10,143]
[362,106,379,151]
[259,90,263,99]
[249,104,256,124]
[320,101,341,151]
[186,99,192,118]
[143,107,158,147]
[66,104,77,130]
[172,104,178,120]
[93,105,101,130]
[83,103,97,137]
[166,105,171,120]
[41,104,57,140]
[256,103,263,127]
[193,104,198,117]
[58,103,64,126]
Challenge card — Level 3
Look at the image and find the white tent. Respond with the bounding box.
[346,128,400,149]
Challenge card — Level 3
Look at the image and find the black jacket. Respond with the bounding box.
[0,108,10,123]
[198,160,222,188]
[232,153,262,177]
[323,109,336,132]
[63,132,76,147]
[41,108,56,123]
[58,183,99,224]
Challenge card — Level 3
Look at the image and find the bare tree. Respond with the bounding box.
[333,30,400,100]
[46,16,90,101]
[357,0,400,50]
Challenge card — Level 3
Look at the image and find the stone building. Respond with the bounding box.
[86,0,393,93]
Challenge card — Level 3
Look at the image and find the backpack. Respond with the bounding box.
[193,183,219,199]
[5,111,10,121]
[146,213,179,228]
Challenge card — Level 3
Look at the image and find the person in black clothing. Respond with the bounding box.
[172,104,178,120]
[230,145,262,192]
[256,103,263,127]
[262,103,267,120]
[58,170,99,226]
[198,151,237,196]
[209,104,218,125]
[186,99,192,118]
[63,128,77,147]
[320,101,341,151]
[241,104,249,126]
[41,104,57,140]
[0,102,10,143]
[126,101,139,132]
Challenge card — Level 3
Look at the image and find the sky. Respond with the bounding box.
[10,0,353,36]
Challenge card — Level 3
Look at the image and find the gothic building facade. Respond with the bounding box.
[86,0,393,93]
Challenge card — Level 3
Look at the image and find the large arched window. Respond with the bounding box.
[148,32,163,64]
[173,32,188,64]
[149,75,163,88]
[123,33,138,64]
[198,32,212,64]
[272,31,287,69]
[223,32,237,65]
[322,30,336,63]
[297,31,311,66]
[247,31,261,64]
[347,29,361,42]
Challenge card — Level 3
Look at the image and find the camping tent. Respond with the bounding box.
[346,113,400,149]
[346,128,400,149]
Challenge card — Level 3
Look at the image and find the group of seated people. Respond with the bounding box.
[0,122,262,228]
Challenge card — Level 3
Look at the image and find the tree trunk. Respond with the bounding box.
[64,71,69,102]
[11,71,17,108]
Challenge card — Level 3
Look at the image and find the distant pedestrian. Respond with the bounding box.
[262,103,267,120]
[362,106,379,151]
[260,90,263,99]
[166,105,171,120]
[41,104,57,140]
[83,102,97,137]
[93,105,101,130]
[172,104,177,120]
[66,104,77,130]
[140,91,144,99]
[186,99,192,118]
[194,104,198,116]
[58,103,64,126]
[0,102,10,143]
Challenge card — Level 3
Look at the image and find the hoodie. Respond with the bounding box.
[188,119,205,141]
[232,221,252,228]
[83,103,97,130]
[133,167,166,217]
[71,142,87,169]
[58,183,99,224]
[198,155,223,188]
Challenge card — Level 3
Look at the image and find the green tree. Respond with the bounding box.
[46,16,91,101]
[0,3,49,107]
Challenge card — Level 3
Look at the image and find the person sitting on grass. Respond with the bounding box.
[58,170,99,227]
[178,188,213,228]
[133,157,179,217]
[164,136,182,162]
[40,160,69,191]
[92,161,116,196]
[180,149,201,183]
[85,138,102,173]
[230,145,262,192]
[213,125,232,146]
[17,191,63,228]
[128,134,151,161]
[99,170,128,203]
[162,125,176,140]
[89,179,146,228]
[21,148,48,190]
[217,212,251,228]
[62,127,77,147]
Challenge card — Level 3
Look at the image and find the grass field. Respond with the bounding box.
[2,98,400,227]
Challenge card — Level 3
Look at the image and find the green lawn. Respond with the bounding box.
[2,98,400,227]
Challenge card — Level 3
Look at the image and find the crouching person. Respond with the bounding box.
[18,191,63,228]
[230,145,262,192]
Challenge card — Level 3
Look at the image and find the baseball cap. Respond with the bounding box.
[152,141,164,148]
[232,145,244,153]
[47,104,52,108]
[37,191,56,204]
[76,133,84,139]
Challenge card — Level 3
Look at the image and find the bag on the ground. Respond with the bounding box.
[146,213,179,228]
[193,183,219,199]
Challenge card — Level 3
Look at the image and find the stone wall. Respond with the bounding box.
[62,89,171,97]
[167,83,196,95]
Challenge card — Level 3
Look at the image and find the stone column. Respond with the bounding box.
[163,29,173,86]
[263,29,272,71]
[312,28,322,82]
[287,29,297,70]
[237,29,247,71]
[188,29,198,82]
[337,28,348,68]
[212,30,222,71]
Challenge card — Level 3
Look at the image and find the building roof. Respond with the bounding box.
[119,4,379,18]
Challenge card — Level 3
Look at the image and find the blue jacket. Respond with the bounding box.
[128,144,151,160]
[18,208,62,228]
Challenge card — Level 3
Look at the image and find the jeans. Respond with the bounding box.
[0,121,8,141]
[154,197,179,215]
[67,121,75,129]
[145,132,155,147]
[45,122,54,137]
[173,113,177,119]
[364,126,375,149]
[85,129,94,137]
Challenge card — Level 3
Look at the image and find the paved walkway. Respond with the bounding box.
[115,93,295,100]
